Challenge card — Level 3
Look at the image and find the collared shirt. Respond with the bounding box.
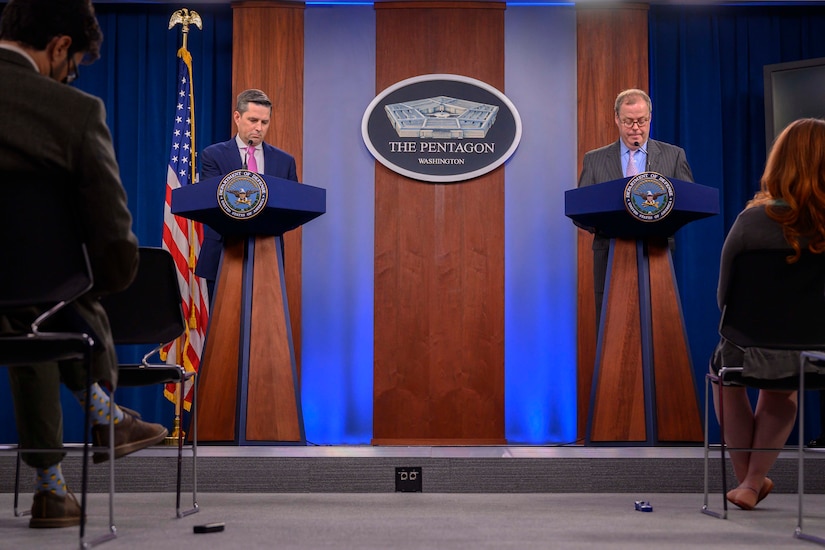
[0,42,39,72]
[621,141,648,176]
[235,135,265,174]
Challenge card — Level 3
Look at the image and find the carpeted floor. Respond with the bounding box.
[2,492,825,549]
[3,446,825,548]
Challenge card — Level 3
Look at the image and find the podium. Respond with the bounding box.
[172,172,325,444]
[565,173,718,445]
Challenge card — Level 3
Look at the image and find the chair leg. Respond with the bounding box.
[79,356,91,547]
[105,390,117,538]
[80,369,117,548]
[176,374,198,518]
[175,398,182,515]
[190,374,199,514]
[701,367,744,520]
[795,355,825,544]
[702,373,715,515]
[718,370,730,518]
[702,371,728,519]
[13,453,30,518]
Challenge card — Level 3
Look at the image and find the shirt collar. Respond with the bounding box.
[235,135,253,150]
[621,140,648,156]
[0,43,39,72]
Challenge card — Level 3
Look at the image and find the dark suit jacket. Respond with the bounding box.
[0,47,138,386]
[194,137,299,281]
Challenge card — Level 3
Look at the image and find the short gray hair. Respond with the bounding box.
[614,89,652,116]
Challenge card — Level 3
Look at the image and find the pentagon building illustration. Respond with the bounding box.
[385,96,499,139]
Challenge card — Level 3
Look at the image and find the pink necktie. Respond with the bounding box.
[626,149,638,177]
[246,146,258,173]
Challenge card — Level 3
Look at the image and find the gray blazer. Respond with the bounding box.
[0,47,138,385]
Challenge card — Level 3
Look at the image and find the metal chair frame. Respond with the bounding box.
[700,249,825,545]
[0,172,118,548]
[0,247,118,548]
[99,246,198,518]
[12,247,200,525]
[796,350,825,544]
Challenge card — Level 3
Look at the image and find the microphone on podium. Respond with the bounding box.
[243,140,253,170]
[633,141,650,171]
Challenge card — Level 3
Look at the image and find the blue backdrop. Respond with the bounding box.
[3,2,825,446]
[650,3,825,443]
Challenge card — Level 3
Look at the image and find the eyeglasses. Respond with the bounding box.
[619,117,649,129]
[66,56,79,84]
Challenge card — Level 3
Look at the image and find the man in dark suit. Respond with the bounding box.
[195,88,299,301]
[578,89,694,326]
[0,0,167,528]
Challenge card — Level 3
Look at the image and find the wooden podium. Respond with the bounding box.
[565,174,718,445]
[172,172,325,444]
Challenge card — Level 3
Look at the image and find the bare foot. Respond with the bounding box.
[727,485,759,510]
[758,477,774,504]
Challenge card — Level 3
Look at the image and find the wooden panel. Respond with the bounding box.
[197,237,244,441]
[589,239,646,442]
[649,244,703,442]
[247,236,302,441]
[373,2,506,444]
[576,3,649,440]
[232,1,305,375]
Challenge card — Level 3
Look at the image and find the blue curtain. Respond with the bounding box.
[0,3,233,443]
[649,4,825,443]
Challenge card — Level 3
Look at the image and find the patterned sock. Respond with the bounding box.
[74,382,125,425]
[35,463,67,496]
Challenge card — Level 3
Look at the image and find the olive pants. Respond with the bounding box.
[3,298,116,469]
[7,360,90,468]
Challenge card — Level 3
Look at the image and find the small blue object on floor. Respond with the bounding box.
[634,500,653,512]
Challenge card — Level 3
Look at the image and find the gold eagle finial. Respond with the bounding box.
[169,8,202,50]
[169,8,202,34]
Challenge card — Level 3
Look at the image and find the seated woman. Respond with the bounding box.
[710,117,825,510]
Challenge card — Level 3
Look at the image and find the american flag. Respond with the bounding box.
[161,45,208,411]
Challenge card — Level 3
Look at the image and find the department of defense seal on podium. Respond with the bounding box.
[624,172,675,222]
[217,170,268,219]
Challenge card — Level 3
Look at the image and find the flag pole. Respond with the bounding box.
[165,7,203,445]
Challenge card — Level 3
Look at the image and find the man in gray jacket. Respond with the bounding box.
[578,89,694,326]
[0,0,167,528]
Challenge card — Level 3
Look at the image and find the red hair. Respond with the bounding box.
[748,118,825,262]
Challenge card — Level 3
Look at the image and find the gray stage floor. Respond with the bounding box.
[3,446,825,548]
[2,492,825,549]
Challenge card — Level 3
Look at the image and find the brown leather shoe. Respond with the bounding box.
[92,409,168,464]
[29,490,82,528]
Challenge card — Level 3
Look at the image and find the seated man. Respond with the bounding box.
[0,0,167,528]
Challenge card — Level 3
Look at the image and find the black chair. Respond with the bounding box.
[10,246,200,533]
[0,173,116,547]
[702,250,825,538]
[99,246,198,518]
